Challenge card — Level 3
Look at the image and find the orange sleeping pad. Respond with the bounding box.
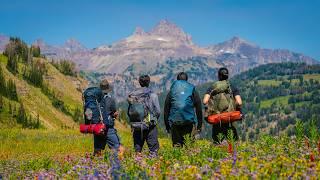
[207,111,242,125]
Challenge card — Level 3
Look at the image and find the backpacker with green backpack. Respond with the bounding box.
[207,80,236,116]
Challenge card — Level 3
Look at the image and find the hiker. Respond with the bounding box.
[95,79,121,176]
[203,67,242,143]
[164,72,203,147]
[127,75,160,156]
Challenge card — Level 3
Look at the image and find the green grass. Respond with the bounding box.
[303,74,320,81]
[260,96,290,108]
[0,127,319,179]
[257,80,282,86]
[0,54,8,64]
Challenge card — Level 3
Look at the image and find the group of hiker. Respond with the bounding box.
[81,67,243,175]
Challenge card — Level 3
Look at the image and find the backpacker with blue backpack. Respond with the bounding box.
[83,87,103,124]
[80,87,107,136]
[168,80,196,125]
[127,88,156,131]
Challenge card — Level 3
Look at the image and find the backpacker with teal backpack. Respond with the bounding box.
[168,80,196,125]
[207,80,236,116]
[127,88,155,131]
[83,87,103,124]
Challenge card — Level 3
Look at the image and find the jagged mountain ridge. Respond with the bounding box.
[0,20,318,100]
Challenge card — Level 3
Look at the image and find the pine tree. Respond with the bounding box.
[0,65,6,95]
[35,114,40,129]
[6,55,18,74]
[31,45,41,58]
[17,102,27,127]
[6,79,18,101]
[0,95,3,110]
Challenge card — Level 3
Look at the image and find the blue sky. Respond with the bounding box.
[1,0,319,59]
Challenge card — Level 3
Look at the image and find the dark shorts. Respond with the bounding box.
[133,125,159,153]
[94,128,121,151]
[171,123,194,147]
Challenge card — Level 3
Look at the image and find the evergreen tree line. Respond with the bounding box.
[23,60,46,88]
[4,37,41,74]
[3,37,80,122]
[12,101,40,129]
[3,37,44,87]
[41,83,82,123]
[0,65,18,101]
[51,60,77,77]
[0,95,40,129]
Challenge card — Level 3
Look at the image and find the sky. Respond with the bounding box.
[1,0,319,59]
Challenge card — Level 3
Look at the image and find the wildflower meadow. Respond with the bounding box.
[0,120,319,179]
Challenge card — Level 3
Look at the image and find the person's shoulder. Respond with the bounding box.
[206,86,213,95]
[229,83,240,95]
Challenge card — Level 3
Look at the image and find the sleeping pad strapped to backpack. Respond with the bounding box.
[80,87,106,135]
[207,80,241,125]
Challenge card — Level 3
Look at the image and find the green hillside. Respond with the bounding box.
[197,62,320,140]
[0,38,88,129]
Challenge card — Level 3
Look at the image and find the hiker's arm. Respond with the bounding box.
[203,94,210,105]
[110,98,118,118]
[193,90,203,131]
[235,95,242,107]
[232,87,242,108]
[164,93,171,132]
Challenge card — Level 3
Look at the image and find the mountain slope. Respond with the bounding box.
[0,55,87,129]
[197,62,320,139]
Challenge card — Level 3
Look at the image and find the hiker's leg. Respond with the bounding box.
[106,128,121,150]
[171,125,183,147]
[230,125,239,141]
[181,124,194,146]
[146,126,159,156]
[212,124,224,144]
[106,128,121,179]
[93,134,106,156]
[133,129,145,153]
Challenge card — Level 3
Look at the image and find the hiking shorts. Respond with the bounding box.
[94,127,121,151]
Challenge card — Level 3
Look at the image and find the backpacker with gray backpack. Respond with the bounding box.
[207,80,236,116]
[127,88,156,131]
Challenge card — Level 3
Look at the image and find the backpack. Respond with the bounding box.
[83,87,103,124]
[168,80,196,125]
[127,88,154,131]
[100,94,115,127]
[207,80,236,115]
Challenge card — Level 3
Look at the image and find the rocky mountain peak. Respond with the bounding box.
[227,36,256,47]
[150,19,193,44]
[63,38,86,52]
[210,36,259,54]
[133,27,147,36]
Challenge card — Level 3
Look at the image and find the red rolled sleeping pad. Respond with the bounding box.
[80,123,106,135]
[207,111,242,125]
